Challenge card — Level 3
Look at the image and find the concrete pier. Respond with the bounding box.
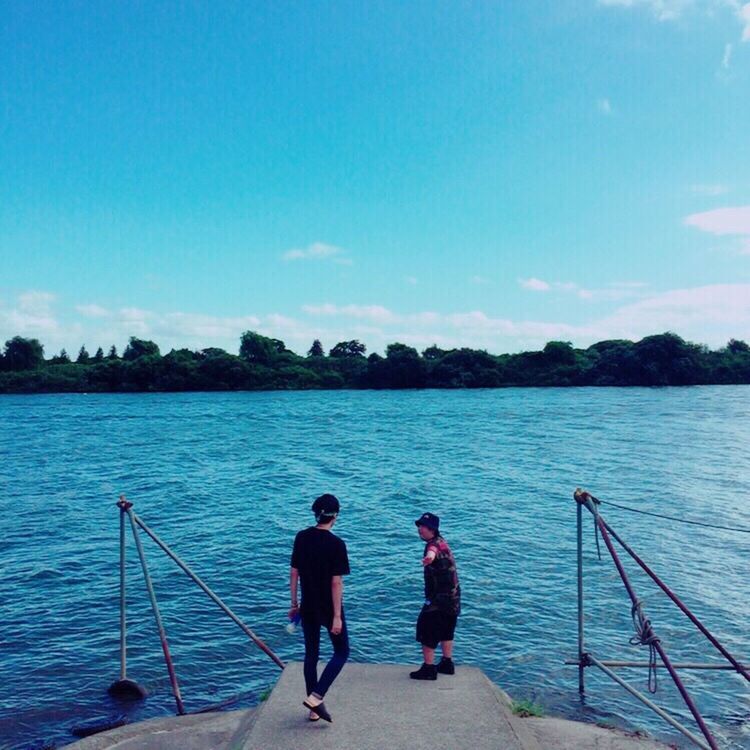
[64,663,671,750]
[242,662,534,750]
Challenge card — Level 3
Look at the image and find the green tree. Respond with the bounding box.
[727,339,750,354]
[200,347,228,359]
[240,331,284,364]
[329,340,366,358]
[107,345,119,360]
[543,341,576,366]
[123,337,161,361]
[77,345,90,364]
[429,347,503,387]
[631,333,706,386]
[307,339,324,357]
[3,336,44,370]
[368,343,427,388]
[422,345,449,360]
[93,347,104,362]
[50,349,72,365]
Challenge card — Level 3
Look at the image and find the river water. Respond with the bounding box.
[0,388,748,749]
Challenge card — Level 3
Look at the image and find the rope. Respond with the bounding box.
[629,599,661,693]
[592,500,602,561]
[598,499,750,535]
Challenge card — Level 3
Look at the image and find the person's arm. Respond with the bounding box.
[422,544,437,567]
[289,567,300,618]
[330,575,343,634]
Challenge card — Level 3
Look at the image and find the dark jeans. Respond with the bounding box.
[302,612,350,697]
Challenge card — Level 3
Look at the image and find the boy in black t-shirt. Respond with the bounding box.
[290,494,350,723]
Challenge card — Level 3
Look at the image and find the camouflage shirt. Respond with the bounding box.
[423,535,461,616]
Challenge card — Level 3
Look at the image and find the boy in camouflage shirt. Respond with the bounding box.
[410,512,461,680]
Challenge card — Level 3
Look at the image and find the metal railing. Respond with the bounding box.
[570,488,749,750]
[108,495,284,715]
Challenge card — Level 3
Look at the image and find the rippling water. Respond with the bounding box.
[1,388,749,749]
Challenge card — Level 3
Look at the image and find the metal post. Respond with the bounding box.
[126,507,185,715]
[600,516,750,683]
[565,659,735,670]
[132,512,285,670]
[119,502,127,680]
[587,655,711,750]
[577,498,585,694]
[590,503,719,750]
[108,498,147,700]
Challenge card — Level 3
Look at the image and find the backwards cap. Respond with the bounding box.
[312,493,340,522]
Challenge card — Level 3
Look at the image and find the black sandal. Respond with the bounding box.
[303,700,332,723]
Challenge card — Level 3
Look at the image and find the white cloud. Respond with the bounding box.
[519,278,645,301]
[597,0,692,21]
[573,282,649,302]
[685,204,750,234]
[599,0,750,39]
[597,98,613,115]
[19,291,56,315]
[302,303,398,324]
[0,291,60,342]
[722,42,733,67]
[690,183,730,196]
[520,277,551,291]
[608,281,650,289]
[741,2,750,40]
[3,280,749,361]
[161,312,262,340]
[282,241,352,264]
[297,285,750,351]
[470,275,491,285]
[46,287,748,354]
[685,204,750,252]
[76,304,111,318]
[598,284,750,340]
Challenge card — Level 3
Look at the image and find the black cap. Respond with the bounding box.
[415,512,440,531]
[312,493,340,521]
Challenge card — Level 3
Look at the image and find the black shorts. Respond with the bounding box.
[416,607,458,649]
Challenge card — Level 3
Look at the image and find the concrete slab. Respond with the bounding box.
[240,662,532,750]
[61,707,257,750]
[59,665,674,750]
[523,717,672,750]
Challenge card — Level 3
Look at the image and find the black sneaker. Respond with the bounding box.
[409,663,438,680]
[436,658,455,675]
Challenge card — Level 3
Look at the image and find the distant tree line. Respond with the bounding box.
[0,331,749,393]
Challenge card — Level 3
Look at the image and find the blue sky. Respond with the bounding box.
[2,0,750,356]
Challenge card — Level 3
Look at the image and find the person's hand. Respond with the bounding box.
[288,604,300,619]
[330,615,342,635]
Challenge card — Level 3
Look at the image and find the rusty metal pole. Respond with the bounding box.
[108,498,147,700]
[125,503,185,715]
[587,655,711,750]
[119,501,127,680]
[132,512,285,670]
[600,515,750,683]
[577,497,586,694]
[588,500,719,750]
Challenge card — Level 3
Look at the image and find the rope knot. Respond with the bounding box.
[629,600,661,693]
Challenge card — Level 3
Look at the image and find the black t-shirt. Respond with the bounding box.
[291,527,350,623]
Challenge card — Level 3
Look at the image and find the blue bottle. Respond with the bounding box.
[286,611,301,634]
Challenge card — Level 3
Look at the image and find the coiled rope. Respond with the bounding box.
[629,600,660,693]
